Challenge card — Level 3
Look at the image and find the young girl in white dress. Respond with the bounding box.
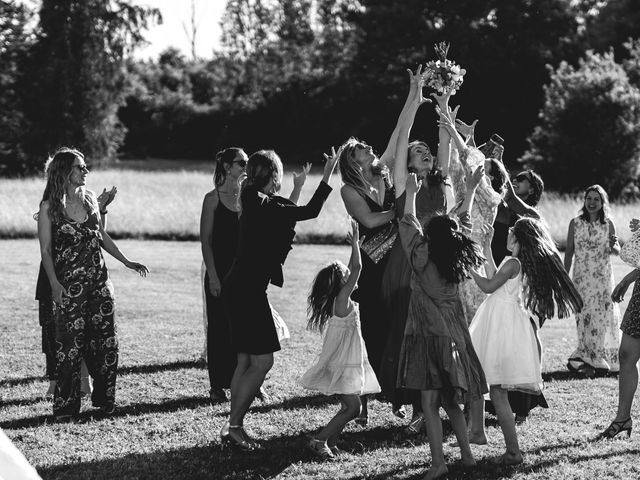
[469,217,582,466]
[300,219,381,459]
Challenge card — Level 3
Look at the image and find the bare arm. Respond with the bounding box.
[564,219,575,273]
[471,257,519,293]
[341,186,395,229]
[609,219,620,255]
[99,221,148,276]
[288,163,311,205]
[335,220,362,315]
[200,191,220,295]
[37,201,66,304]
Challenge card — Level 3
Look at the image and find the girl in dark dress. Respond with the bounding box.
[220,149,337,450]
[37,148,148,421]
[200,148,247,403]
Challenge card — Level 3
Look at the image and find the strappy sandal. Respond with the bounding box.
[404,413,425,435]
[308,438,335,460]
[597,418,632,439]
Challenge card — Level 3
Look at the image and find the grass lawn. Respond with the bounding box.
[2,159,640,247]
[1,239,640,479]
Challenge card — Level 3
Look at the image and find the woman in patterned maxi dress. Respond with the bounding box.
[564,185,621,375]
[37,148,148,420]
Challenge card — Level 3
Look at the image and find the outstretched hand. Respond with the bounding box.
[466,165,485,190]
[97,186,117,211]
[346,218,360,247]
[406,65,431,106]
[455,118,478,139]
[323,146,339,178]
[292,163,311,190]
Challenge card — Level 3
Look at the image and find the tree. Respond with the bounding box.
[522,49,640,198]
[0,1,34,174]
[21,0,160,169]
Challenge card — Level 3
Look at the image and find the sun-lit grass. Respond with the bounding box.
[2,239,640,479]
[2,160,639,245]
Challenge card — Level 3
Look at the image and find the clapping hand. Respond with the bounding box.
[97,186,117,212]
[293,163,311,190]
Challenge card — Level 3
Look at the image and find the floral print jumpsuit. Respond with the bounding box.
[52,210,117,416]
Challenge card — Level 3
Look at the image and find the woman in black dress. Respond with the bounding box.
[200,148,247,403]
[220,149,337,450]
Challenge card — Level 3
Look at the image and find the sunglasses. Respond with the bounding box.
[233,159,247,168]
[74,164,89,173]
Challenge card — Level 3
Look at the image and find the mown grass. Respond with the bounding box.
[1,239,640,479]
[2,159,640,246]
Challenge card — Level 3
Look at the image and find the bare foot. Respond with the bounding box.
[490,451,523,466]
[423,464,448,480]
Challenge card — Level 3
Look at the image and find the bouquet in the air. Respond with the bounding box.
[421,42,466,95]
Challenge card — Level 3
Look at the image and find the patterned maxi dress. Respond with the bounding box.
[568,217,620,372]
[51,210,117,416]
[450,147,502,323]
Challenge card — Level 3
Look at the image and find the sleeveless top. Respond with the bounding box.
[211,194,240,279]
[356,184,396,239]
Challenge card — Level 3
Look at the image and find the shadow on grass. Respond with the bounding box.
[0,396,45,408]
[543,369,618,382]
[0,360,205,388]
[1,395,211,430]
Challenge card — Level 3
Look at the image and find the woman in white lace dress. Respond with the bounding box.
[564,185,621,376]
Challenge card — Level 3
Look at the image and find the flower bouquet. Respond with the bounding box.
[421,42,466,95]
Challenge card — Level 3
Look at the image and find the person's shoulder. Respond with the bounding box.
[503,257,521,275]
[203,189,219,204]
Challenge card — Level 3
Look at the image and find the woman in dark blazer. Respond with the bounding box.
[220,149,338,450]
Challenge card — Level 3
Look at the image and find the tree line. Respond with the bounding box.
[2,0,640,197]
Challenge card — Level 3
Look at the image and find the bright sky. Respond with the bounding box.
[132,0,226,59]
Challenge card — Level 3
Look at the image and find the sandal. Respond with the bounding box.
[393,405,407,419]
[597,418,632,439]
[404,413,425,435]
[308,438,335,460]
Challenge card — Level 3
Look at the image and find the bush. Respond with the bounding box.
[522,48,640,199]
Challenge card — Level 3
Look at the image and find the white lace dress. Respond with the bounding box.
[450,147,502,323]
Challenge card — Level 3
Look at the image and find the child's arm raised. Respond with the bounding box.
[335,219,363,316]
[470,257,519,294]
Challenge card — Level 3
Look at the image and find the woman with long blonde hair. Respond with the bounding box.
[37,147,148,421]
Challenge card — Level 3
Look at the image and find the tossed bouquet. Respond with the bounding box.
[421,42,466,95]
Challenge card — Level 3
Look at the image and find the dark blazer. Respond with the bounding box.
[232,181,332,288]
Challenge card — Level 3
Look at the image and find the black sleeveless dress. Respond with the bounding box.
[353,186,396,377]
[204,198,239,390]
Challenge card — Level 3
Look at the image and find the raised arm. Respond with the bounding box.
[379,69,422,169]
[200,190,220,296]
[288,163,311,205]
[335,219,362,315]
[393,67,430,197]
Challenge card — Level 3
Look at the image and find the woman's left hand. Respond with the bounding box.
[292,163,311,190]
[97,186,117,211]
[125,261,149,277]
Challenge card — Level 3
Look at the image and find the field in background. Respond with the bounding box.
[1,239,640,480]
[2,159,640,247]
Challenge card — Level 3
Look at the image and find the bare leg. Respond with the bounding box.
[489,386,523,464]
[229,352,273,426]
[355,395,368,425]
[440,395,475,467]
[468,397,487,444]
[316,395,361,444]
[421,390,448,479]
[615,334,640,421]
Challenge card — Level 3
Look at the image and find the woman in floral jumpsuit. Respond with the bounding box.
[37,148,148,420]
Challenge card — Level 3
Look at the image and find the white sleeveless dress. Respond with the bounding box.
[300,302,381,396]
[469,258,543,394]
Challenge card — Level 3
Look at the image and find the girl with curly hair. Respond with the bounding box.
[37,147,148,421]
[397,172,487,480]
[468,217,582,465]
[564,185,621,377]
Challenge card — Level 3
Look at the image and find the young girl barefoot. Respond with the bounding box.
[397,173,487,480]
[469,218,583,465]
[300,219,381,459]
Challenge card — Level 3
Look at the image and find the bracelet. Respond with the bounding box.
[100,210,108,215]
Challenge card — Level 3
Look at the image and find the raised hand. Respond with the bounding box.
[466,165,485,190]
[125,261,149,277]
[346,218,360,246]
[407,65,431,106]
[455,118,478,139]
[293,163,311,190]
[430,89,453,113]
[97,186,117,212]
[322,146,339,181]
[406,173,421,195]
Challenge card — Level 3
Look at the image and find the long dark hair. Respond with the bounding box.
[307,262,348,332]
[486,158,507,195]
[214,147,245,187]
[408,140,445,186]
[579,184,610,225]
[425,215,484,283]
[512,217,583,320]
[40,147,95,223]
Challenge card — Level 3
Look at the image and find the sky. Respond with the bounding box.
[132,0,226,59]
